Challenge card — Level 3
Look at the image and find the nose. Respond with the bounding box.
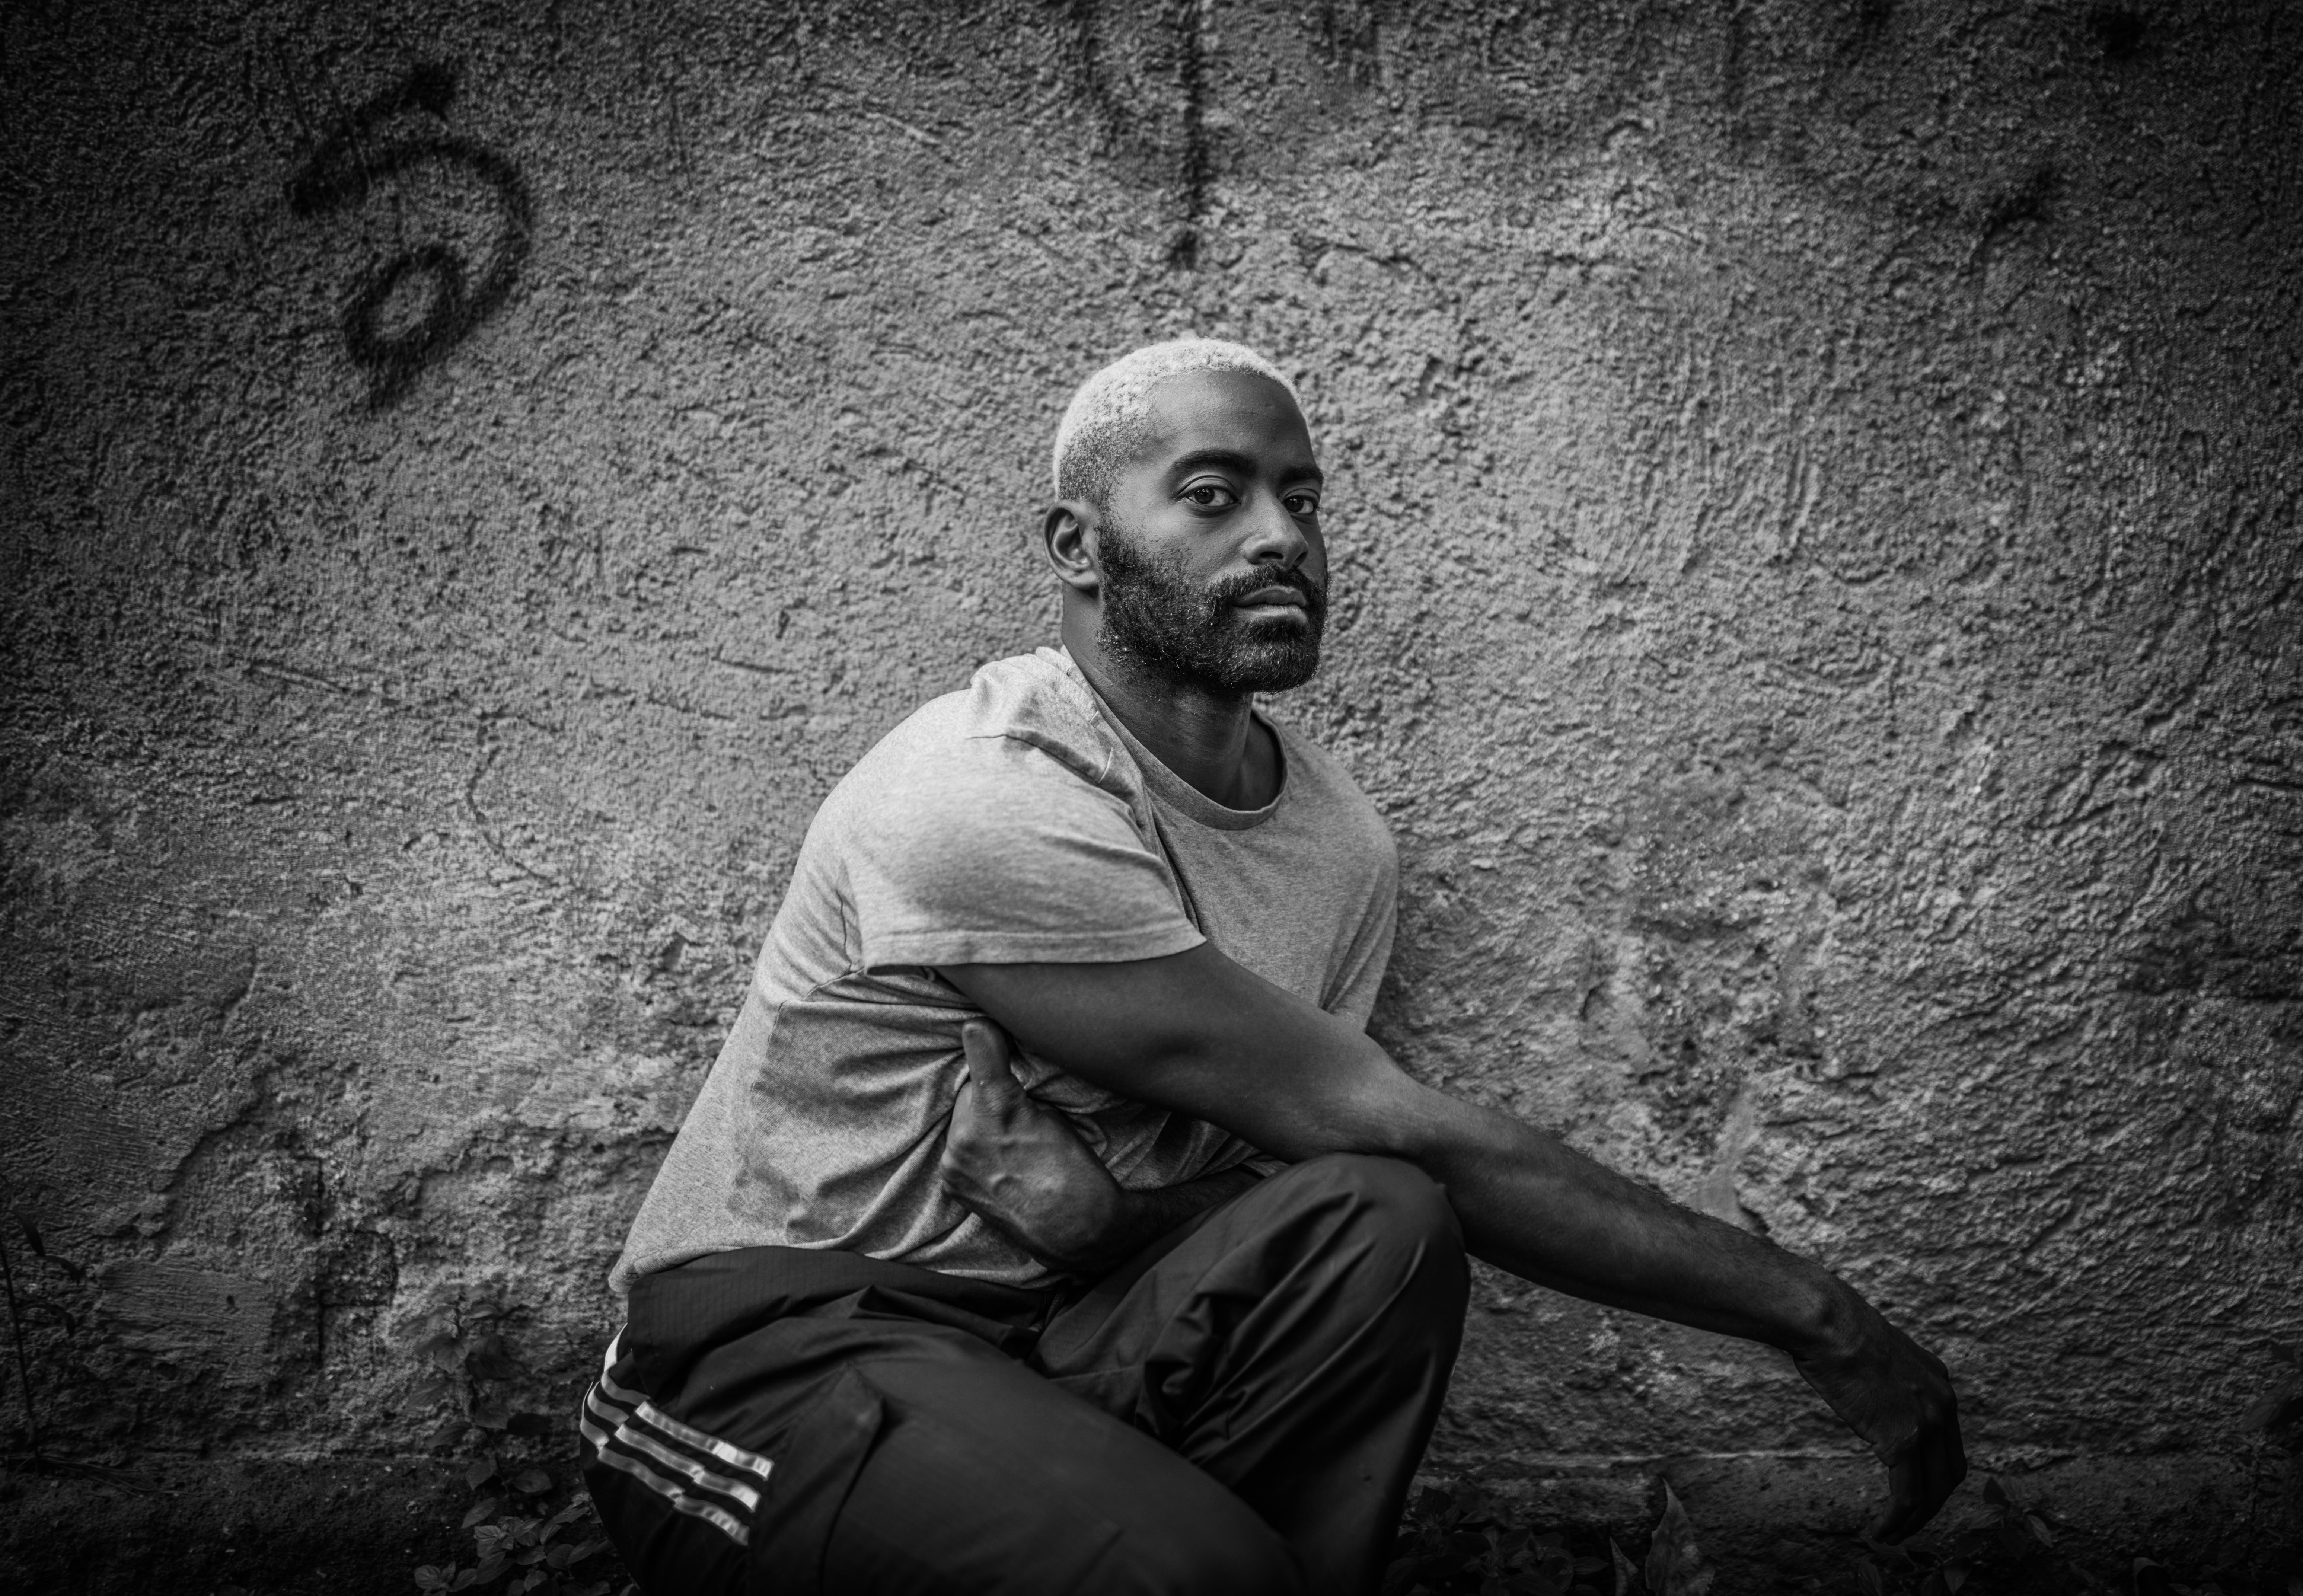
[1237,486,1312,572]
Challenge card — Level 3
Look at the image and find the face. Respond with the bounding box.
[1090,369,1329,695]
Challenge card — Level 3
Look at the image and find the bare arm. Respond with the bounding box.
[941,944,1965,1541]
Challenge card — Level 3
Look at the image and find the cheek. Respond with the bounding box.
[1130,514,1226,578]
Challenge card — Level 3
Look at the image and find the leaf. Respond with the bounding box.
[1856,1560,1889,1596]
[2025,1513,2056,1547]
[411,1374,456,1409]
[510,1467,554,1496]
[465,1334,524,1381]
[1611,1538,1643,1596]
[543,1502,588,1533]
[414,1568,450,1593]
[1980,1476,2009,1507]
[508,1411,558,1437]
[1942,1571,1966,1595]
[426,1418,469,1450]
[471,1398,511,1431]
[465,1455,499,1489]
[418,1333,467,1372]
[462,1497,501,1529]
[1642,1486,1712,1596]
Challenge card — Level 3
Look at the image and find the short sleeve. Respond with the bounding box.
[840,732,1205,969]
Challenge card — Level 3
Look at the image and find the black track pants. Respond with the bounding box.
[580,1153,1470,1596]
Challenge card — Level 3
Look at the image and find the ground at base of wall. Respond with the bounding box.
[1409,1452,2302,1595]
[0,1453,635,1596]
[0,1450,2293,1595]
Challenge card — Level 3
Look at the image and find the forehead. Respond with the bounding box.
[1128,369,1315,472]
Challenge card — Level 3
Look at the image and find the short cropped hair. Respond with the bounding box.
[1050,338,1304,510]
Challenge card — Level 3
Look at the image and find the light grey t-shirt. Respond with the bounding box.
[609,647,1398,1293]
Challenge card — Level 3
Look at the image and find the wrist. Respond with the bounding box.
[1783,1267,1868,1363]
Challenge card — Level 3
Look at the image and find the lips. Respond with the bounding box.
[1234,585,1308,609]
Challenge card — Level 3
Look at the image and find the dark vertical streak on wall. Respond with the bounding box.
[1170,0,1210,269]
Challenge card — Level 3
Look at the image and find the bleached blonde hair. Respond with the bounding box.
[1050,338,1304,506]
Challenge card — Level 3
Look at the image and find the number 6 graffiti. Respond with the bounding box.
[286,63,534,406]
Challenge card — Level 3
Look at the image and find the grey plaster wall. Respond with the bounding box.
[3,0,2299,1577]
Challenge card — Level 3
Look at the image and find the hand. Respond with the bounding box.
[938,1018,1127,1273]
[1792,1287,1968,1541]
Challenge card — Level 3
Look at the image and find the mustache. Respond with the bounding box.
[1208,564,1327,610]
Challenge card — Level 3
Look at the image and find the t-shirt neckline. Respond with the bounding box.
[1045,646,1285,832]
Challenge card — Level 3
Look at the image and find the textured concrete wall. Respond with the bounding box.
[4,0,2299,1581]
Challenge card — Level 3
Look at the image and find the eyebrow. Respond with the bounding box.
[1165,447,1326,487]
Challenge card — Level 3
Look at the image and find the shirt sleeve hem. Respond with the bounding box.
[863,923,1205,968]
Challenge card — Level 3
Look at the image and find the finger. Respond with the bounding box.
[960,1019,1022,1109]
[1867,1452,1921,1544]
[1870,1431,1961,1544]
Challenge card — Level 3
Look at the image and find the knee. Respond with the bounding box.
[1274,1153,1468,1324]
[1285,1153,1462,1254]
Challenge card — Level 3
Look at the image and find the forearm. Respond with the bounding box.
[1388,1083,1846,1354]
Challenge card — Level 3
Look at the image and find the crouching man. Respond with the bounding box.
[580,339,1964,1595]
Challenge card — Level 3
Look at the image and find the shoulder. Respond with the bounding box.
[825,650,1146,838]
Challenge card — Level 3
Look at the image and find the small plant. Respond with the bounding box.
[1383,1477,1716,1596]
[1383,1478,1613,1595]
[414,1497,610,1595]
[401,1310,625,1596]
[1636,1485,1715,1596]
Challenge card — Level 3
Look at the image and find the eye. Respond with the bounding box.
[1180,481,1238,508]
[1284,491,1321,516]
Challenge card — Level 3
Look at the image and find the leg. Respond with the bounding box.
[582,1258,1298,1596]
[1033,1153,1471,1596]
[810,1328,1297,1596]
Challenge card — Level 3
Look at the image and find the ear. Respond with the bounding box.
[1040,499,1103,598]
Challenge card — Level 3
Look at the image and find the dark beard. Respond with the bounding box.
[1096,523,1328,695]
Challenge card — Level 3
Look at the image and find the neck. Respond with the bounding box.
[1061,607,1278,810]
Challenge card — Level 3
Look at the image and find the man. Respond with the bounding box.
[581,339,1964,1595]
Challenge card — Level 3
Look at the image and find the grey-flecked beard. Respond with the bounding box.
[1095,522,1327,696]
